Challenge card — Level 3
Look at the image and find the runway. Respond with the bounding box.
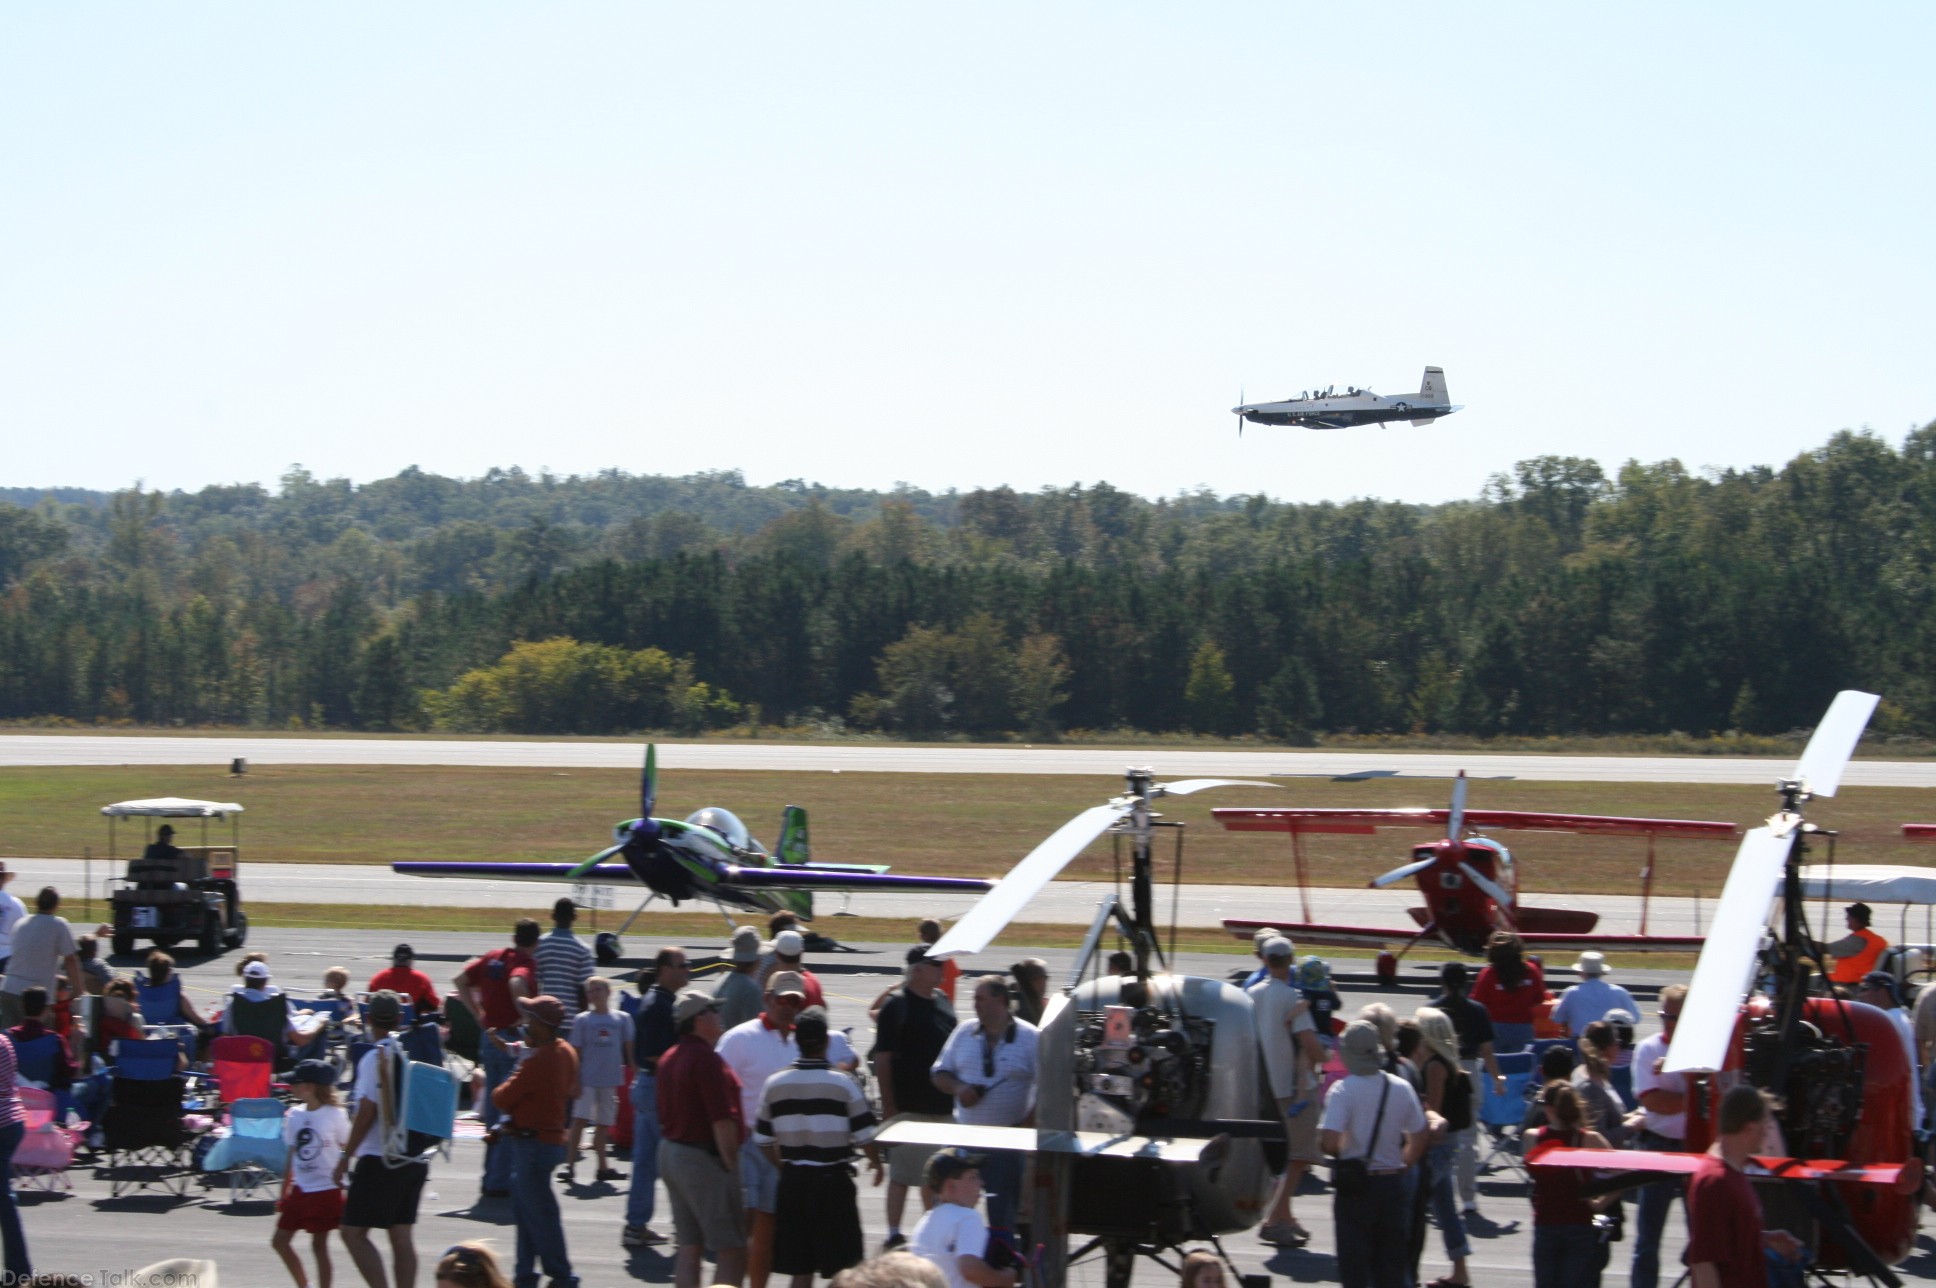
[5,731,1936,785]
[12,855,1739,938]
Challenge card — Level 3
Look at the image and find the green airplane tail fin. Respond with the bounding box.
[778,805,810,865]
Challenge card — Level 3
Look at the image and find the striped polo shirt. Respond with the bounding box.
[752,1058,878,1167]
[534,928,594,1008]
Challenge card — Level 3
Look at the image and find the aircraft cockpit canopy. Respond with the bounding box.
[685,807,755,851]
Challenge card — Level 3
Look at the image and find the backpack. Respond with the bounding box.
[377,1041,457,1166]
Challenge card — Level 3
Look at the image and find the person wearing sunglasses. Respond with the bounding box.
[930,977,1040,1246]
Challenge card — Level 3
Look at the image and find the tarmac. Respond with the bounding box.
[0,926,1781,1288]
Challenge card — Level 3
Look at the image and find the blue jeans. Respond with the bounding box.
[1333,1170,1411,1288]
[626,1070,659,1228]
[1629,1132,1683,1288]
[1533,1223,1601,1288]
[480,1038,516,1191]
[0,1119,26,1281]
[1425,1142,1470,1261]
[977,1149,1025,1233]
[508,1137,576,1288]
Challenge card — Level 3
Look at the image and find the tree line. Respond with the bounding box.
[3,425,1934,740]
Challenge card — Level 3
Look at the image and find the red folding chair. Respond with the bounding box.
[208,1034,274,1103]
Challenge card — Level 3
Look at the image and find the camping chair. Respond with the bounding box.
[207,1035,275,1104]
[444,993,480,1062]
[13,1087,83,1193]
[200,1096,285,1205]
[1477,1049,1538,1182]
[225,994,297,1068]
[10,1026,78,1123]
[98,1039,206,1198]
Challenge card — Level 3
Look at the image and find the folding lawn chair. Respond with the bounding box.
[13,1087,83,1193]
[200,1096,285,1205]
[207,1034,275,1104]
[98,1039,206,1198]
[226,995,297,1070]
[1477,1049,1538,1182]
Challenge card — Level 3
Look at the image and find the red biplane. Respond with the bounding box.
[1213,773,1739,980]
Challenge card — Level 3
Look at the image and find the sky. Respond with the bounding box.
[3,5,1931,505]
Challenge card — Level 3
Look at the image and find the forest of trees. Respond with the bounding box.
[3,425,1935,741]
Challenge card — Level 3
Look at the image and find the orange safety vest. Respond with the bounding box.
[1828,926,1888,984]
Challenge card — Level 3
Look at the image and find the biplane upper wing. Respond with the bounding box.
[1524,1140,1911,1188]
[1218,917,1708,953]
[1214,807,1739,839]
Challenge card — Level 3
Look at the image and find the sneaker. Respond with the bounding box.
[882,1233,907,1252]
[1258,1221,1309,1246]
[597,1167,627,1181]
[622,1225,666,1247]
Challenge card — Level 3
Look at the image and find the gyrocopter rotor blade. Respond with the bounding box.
[928,804,1128,959]
[1792,689,1879,798]
[1458,861,1512,908]
[1156,778,1280,797]
[1447,771,1468,838]
[1663,825,1791,1074]
[1369,856,1437,889]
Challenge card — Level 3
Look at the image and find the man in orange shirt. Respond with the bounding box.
[1825,902,1889,986]
[493,995,581,1288]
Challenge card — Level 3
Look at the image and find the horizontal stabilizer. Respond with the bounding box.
[875,1119,1215,1163]
[1525,1139,1907,1187]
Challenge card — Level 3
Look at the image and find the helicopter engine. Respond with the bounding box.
[1742,1014,1866,1161]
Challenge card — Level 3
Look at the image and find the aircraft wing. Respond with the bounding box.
[1219,917,1707,953]
[1903,824,1936,842]
[1524,1139,1908,1187]
[1216,807,1737,839]
[392,861,638,883]
[718,866,993,894]
[875,1119,1217,1163]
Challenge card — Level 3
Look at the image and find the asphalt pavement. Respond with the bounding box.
[7,733,1936,787]
[8,927,1730,1288]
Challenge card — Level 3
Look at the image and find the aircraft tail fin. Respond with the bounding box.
[1420,366,1448,406]
[778,805,811,865]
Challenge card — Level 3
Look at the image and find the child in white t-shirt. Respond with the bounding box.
[565,976,634,1182]
[909,1148,1017,1288]
[274,1059,351,1288]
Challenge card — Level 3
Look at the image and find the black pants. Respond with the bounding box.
[1334,1171,1412,1288]
[772,1164,864,1279]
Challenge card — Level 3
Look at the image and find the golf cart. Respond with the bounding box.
[103,797,249,958]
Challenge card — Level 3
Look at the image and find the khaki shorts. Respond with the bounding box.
[1280,1096,1322,1164]
[659,1139,746,1252]
[883,1113,954,1188]
[572,1084,617,1127]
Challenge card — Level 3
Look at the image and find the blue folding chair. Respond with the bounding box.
[1478,1049,1538,1181]
[201,1097,286,1205]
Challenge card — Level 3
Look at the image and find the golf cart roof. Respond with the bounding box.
[1797,864,1936,905]
[100,798,245,819]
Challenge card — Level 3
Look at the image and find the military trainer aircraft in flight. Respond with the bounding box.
[394,744,992,958]
[1233,365,1462,431]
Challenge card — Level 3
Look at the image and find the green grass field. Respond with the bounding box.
[3,762,1931,899]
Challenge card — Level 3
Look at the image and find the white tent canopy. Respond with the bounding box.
[1797,864,1936,906]
[100,798,244,819]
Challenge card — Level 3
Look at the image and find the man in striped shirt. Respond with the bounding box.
[535,898,595,1012]
[753,1008,880,1287]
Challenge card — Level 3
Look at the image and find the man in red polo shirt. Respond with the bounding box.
[1684,1085,1804,1288]
[367,943,438,1013]
[657,989,746,1288]
[456,919,540,1198]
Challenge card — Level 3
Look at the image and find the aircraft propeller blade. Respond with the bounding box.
[1663,825,1793,1074]
[1447,771,1468,838]
[928,804,1127,959]
[641,743,658,818]
[1155,778,1280,797]
[1369,856,1437,889]
[1458,861,1513,908]
[1791,690,1879,798]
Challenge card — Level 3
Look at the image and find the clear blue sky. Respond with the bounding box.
[3,5,1930,504]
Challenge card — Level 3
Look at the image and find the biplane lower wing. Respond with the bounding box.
[1525,1140,1914,1189]
[1221,917,1707,953]
[394,859,991,895]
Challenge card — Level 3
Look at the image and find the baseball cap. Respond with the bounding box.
[517,995,568,1029]
[673,989,719,1024]
[288,1059,337,1087]
[774,929,805,957]
[242,960,271,981]
[730,926,762,963]
[767,971,807,1000]
[391,943,415,961]
[924,1146,984,1188]
[1860,970,1897,992]
[367,990,403,1025]
[1261,936,1294,961]
[794,1005,829,1044]
[1340,1019,1385,1076]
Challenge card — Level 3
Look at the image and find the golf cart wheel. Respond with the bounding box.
[153,936,178,950]
[111,933,134,958]
[197,911,222,957]
[225,911,248,949]
[594,932,622,966]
